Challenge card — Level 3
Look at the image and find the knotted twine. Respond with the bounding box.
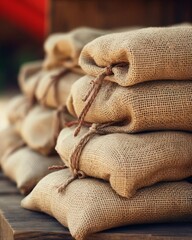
[39,63,84,106]
[52,105,69,147]
[53,63,127,193]
[56,121,116,192]
[26,64,84,108]
[74,63,127,136]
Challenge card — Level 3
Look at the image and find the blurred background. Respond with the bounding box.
[0,0,191,92]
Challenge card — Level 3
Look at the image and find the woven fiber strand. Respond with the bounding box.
[80,26,192,86]
[67,76,192,132]
[0,126,23,166]
[56,126,192,198]
[43,27,108,69]
[21,170,192,240]
[1,147,62,195]
[35,69,82,108]
[6,95,32,133]
[19,62,82,108]
[21,105,74,155]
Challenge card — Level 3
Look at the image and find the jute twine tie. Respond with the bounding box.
[52,105,69,146]
[48,165,67,171]
[48,63,126,193]
[57,121,115,193]
[74,62,127,137]
[40,68,70,106]
[40,65,84,106]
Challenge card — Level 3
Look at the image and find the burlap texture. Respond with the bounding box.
[67,76,192,132]
[6,95,31,133]
[18,61,43,99]
[18,62,82,108]
[35,68,82,108]
[43,27,107,69]
[79,26,192,86]
[1,146,62,194]
[0,126,23,165]
[56,126,192,198]
[21,105,74,155]
[21,170,192,240]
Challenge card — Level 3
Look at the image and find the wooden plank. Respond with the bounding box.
[1,194,192,240]
[0,177,192,240]
[0,195,73,240]
[0,172,19,195]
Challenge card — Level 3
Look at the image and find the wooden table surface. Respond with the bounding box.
[0,172,192,240]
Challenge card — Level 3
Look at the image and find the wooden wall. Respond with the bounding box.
[50,0,192,33]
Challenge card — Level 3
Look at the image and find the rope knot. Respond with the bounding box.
[105,65,113,76]
[57,121,115,193]
[89,123,97,133]
[73,169,86,179]
[74,63,127,136]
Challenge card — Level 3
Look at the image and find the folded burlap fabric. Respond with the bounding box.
[18,60,43,100]
[80,26,192,86]
[35,68,82,108]
[21,170,192,240]
[0,126,24,165]
[21,105,74,155]
[18,27,140,109]
[18,27,108,108]
[67,77,192,133]
[19,62,83,108]
[1,146,63,194]
[56,126,192,198]
[6,95,31,133]
[43,27,108,70]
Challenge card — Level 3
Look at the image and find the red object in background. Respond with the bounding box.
[0,0,49,41]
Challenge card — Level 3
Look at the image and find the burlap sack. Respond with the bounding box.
[43,27,108,70]
[35,67,82,108]
[19,27,139,108]
[56,126,192,198]
[1,146,63,194]
[21,105,74,155]
[79,26,192,86]
[0,126,23,165]
[19,62,83,108]
[6,95,32,133]
[21,170,192,240]
[67,76,192,133]
[18,60,43,99]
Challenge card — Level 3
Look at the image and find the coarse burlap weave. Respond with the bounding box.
[0,126,23,165]
[19,62,82,108]
[35,68,82,108]
[67,76,192,132]
[21,170,192,240]
[80,26,192,86]
[6,95,31,133]
[43,27,108,69]
[1,146,62,194]
[21,105,74,155]
[56,126,192,198]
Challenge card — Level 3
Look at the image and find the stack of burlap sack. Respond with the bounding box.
[21,25,192,240]
[0,27,109,195]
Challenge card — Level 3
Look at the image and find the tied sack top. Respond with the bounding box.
[43,27,108,70]
[79,25,192,86]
